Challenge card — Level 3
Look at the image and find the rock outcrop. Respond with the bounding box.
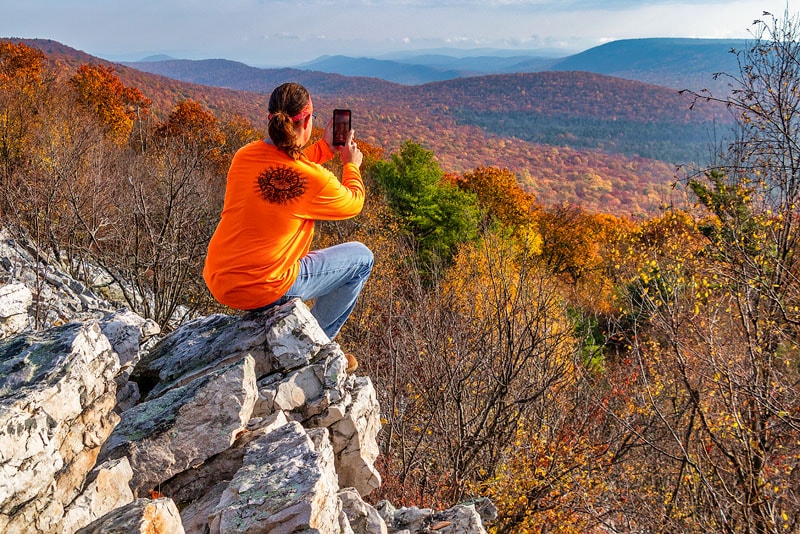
[0,228,116,334]
[0,320,120,533]
[0,227,493,533]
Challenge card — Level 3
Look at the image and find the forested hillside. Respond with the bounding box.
[408,70,730,173]
[9,37,733,218]
[3,13,799,532]
[548,37,744,93]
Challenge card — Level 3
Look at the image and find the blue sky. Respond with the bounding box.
[1,0,796,66]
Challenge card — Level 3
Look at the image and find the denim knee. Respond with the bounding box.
[354,242,374,276]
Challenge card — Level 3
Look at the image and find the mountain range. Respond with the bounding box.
[125,38,745,93]
[5,37,743,218]
[292,52,560,85]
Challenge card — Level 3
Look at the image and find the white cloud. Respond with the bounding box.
[0,0,795,65]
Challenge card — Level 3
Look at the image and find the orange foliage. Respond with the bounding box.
[0,41,48,186]
[157,99,221,142]
[155,99,226,166]
[452,165,537,232]
[535,204,636,314]
[68,64,151,142]
[0,41,45,90]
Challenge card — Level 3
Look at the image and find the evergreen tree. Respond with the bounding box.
[371,141,479,270]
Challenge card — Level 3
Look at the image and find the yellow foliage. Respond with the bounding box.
[476,424,611,533]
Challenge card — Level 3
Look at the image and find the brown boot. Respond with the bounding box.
[345,353,358,374]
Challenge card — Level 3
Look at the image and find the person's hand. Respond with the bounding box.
[340,129,363,168]
[322,117,334,148]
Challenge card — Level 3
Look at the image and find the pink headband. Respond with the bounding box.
[268,98,313,123]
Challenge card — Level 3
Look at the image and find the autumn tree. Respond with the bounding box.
[0,54,147,327]
[0,42,49,216]
[535,206,605,285]
[610,11,800,532]
[87,99,226,327]
[452,165,537,234]
[69,64,150,143]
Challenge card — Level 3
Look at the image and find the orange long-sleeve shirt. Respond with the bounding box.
[203,138,365,310]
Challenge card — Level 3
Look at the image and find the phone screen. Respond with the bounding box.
[333,109,351,146]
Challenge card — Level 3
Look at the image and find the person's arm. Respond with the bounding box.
[301,164,365,220]
[303,138,335,165]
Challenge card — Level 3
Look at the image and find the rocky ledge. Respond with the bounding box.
[0,228,495,533]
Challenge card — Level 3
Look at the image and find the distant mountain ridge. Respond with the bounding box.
[295,54,560,85]
[550,38,745,93]
[124,37,745,94]
[124,58,401,98]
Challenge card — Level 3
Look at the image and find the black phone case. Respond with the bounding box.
[333,109,351,146]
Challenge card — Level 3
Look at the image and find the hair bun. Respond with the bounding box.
[268,111,287,122]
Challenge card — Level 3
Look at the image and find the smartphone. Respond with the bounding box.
[332,109,351,146]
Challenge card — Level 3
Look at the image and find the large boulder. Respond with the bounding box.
[0,321,120,533]
[97,355,259,497]
[119,298,385,532]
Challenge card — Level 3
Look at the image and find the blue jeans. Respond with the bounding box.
[279,242,373,340]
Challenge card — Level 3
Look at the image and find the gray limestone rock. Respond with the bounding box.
[98,355,258,497]
[0,282,31,338]
[0,321,120,533]
[163,412,291,513]
[75,497,184,534]
[98,308,160,413]
[98,308,160,370]
[208,421,341,533]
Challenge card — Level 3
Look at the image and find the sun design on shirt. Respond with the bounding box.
[256,166,307,204]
